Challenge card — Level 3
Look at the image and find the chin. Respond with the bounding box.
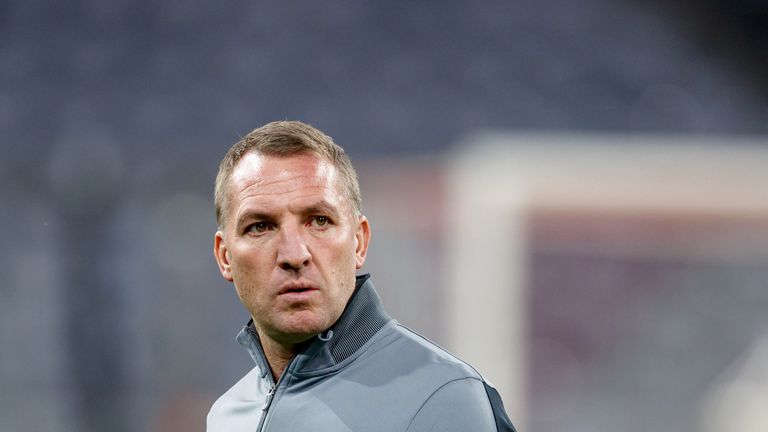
[275,313,332,341]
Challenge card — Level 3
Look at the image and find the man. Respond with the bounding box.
[208,121,516,431]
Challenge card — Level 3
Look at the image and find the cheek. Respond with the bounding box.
[326,242,356,274]
[229,247,272,292]
[231,240,272,267]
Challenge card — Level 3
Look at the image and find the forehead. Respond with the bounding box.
[231,151,332,183]
[227,152,342,209]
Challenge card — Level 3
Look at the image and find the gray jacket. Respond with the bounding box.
[207,274,516,432]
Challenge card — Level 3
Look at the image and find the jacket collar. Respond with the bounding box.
[236,274,392,377]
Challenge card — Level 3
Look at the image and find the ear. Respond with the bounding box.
[354,215,371,269]
[214,230,234,282]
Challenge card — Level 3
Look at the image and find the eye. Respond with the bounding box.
[246,221,272,234]
[312,216,330,227]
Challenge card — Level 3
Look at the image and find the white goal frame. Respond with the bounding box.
[444,132,768,430]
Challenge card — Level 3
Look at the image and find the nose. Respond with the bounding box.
[276,223,311,271]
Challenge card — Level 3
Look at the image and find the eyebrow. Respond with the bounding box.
[234,200,341,228]
[235,209,277,228]
[302,200,340,217]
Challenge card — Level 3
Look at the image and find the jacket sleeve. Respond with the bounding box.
[405,377,515,432]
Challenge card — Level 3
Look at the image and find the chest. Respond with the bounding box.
[261,370,429,432]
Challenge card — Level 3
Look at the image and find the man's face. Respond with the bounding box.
[214,152,370,346]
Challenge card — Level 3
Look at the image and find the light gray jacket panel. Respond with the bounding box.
[207,275,513,432]
[406,377,496,432]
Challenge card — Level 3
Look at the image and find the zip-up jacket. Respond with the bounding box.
[207,274,516,432]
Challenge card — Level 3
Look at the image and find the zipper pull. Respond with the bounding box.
[263,385,276,412]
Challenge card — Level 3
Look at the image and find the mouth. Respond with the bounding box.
[278,282,320,296]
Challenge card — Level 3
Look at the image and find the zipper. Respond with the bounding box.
[256,383,276,432]
[256,355,297,432]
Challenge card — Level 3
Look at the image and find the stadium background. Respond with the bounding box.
[2,1,768,431]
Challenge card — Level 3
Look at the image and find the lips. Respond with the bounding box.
[277,281,320,296]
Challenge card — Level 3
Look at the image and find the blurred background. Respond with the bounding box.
[2,1,768,431]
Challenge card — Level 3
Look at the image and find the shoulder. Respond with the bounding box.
[344,322,488,402]
[336,321,485,395]
[383,324,517,432]
[387,323,485,380]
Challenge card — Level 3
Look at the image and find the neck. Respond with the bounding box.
[258,331,303,380]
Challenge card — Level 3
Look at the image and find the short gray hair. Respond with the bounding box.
[214,121,362,227]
